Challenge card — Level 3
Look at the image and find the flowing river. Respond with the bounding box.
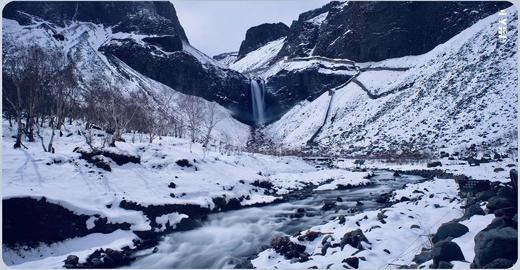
[131,170,426,268]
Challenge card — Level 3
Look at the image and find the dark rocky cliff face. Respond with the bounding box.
[276,1,512,62]
[99,39,250,114]
[237,22,289,60]
[3,1,188,38]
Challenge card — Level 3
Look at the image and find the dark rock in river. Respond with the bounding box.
[321,201,336,211]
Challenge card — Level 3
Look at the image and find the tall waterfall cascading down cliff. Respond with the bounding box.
[250,79,266,125]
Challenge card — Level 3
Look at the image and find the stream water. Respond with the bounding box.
[131,170,426,268]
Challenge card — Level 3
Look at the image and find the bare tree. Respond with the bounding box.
[83,78,141,148]
[36,62,77,153]
[3,44,71,150]
[201,101,222,155]
[178,95,205,152]
[3,44,31,148]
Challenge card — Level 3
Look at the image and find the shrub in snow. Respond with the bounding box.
[175,159,192,167]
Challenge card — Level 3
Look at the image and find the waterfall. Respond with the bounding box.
[250,79,266,124]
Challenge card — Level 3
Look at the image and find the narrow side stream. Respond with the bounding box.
[131,170,426,268]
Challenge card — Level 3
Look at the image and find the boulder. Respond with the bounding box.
[321,201,336,211]
[297,231,321,242]
[510,169,518,192]
[321,242,332,255]
[413,248,432,264]
[63,255,79,268]
[482,258,515,268]
[271,235,307,259]
[432,240,465,267]
[475,190,495,201]
[464,204,485,218]
[427,161,442,168]
[342,257,359,269]
[486,196,513,212]
[432,222,469,243]
[472,226,518,267]
[438,261,454,269]
[494,207,516,219]
[496,187,515,201]
[340,229,370,250]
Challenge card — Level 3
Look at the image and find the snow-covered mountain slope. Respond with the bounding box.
[213,52,238,67]
[230,37,286,74]
[264,8,518,156]
[3,2,254,122]
[3,18,250,145]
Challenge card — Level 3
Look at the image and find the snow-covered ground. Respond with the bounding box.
[1,120,372,267]
[2,117,516,268]
[263,8,518,156]
[334,156,517,184]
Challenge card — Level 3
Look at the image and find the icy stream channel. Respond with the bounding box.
[131,170,426,268]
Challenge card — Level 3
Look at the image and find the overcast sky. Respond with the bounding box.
[171,0,333,57]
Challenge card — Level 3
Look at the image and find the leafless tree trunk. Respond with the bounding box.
[178,95,205,152]
[201,101,222,157]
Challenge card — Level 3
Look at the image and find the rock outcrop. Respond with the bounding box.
[237,22,289,60]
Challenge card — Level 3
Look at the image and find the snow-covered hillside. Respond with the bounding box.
[264,8,518,156]
[3,18,250,146]
[213,52,238,67]
[230,37,286,74]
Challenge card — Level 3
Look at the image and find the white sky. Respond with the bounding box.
[171,0,334,56]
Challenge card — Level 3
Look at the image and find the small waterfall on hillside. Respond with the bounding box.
[250,78,266,125]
